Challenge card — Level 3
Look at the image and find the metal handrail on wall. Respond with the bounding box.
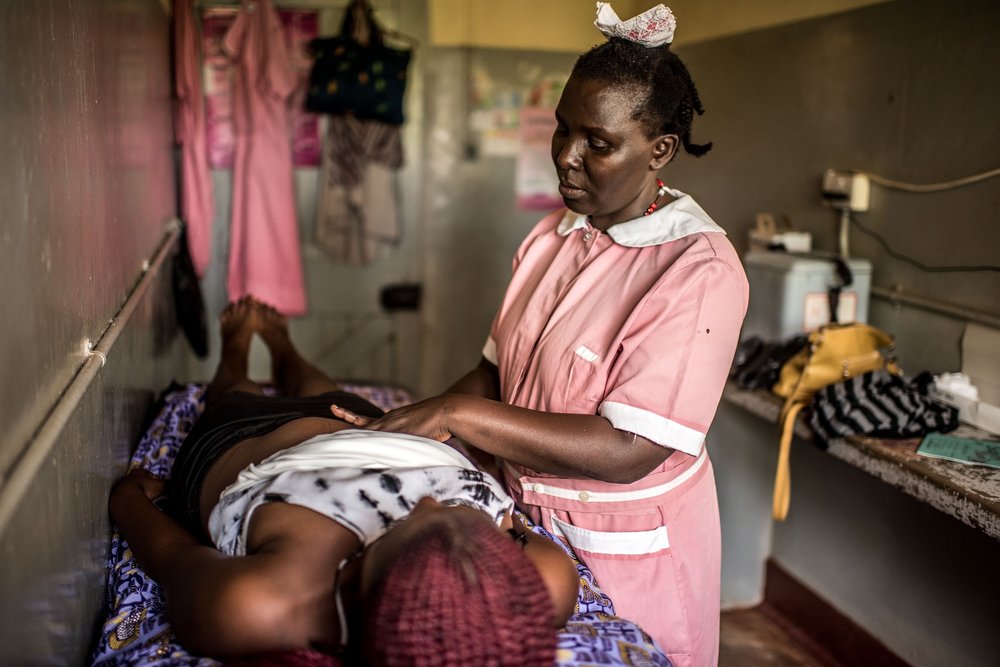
[0,219,182,535]
[871,285,1000,330]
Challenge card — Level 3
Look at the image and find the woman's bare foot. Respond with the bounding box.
[252,300,339,397]
[220,297,259,352]
[252,300,292,391]
[204,297,263,403]
[254,300,292,355]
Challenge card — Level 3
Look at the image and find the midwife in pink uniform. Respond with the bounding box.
[331,4,747,665]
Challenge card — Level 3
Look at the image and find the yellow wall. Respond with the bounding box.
[429,0,890,51]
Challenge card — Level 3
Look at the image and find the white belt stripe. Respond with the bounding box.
[516,449,706,503]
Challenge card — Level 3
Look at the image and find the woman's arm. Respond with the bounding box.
[109,471,313,657]
[332,397,672,484]
[108,470,201,580]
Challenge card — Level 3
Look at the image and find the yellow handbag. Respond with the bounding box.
[770,323,899,520]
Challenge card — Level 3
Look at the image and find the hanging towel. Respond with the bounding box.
[315,115,403,264]
[224,0,307,315]
[174,0,214,277]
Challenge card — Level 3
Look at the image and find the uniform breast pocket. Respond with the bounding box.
[562,343,605,413]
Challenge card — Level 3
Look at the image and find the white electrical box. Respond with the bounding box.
[821,169,870,212]
[742,251,872,341]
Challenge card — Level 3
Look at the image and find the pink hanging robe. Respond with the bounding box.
[174,0,214,276]
[223,0,307,315]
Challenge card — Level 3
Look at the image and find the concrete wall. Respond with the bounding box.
[671,0,999,368]
[0,0,182,662]
[693,1,1000,665]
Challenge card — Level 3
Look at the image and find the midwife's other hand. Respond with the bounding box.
[333,395,455,442]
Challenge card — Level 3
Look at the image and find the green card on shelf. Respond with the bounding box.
[917,433,1000,469]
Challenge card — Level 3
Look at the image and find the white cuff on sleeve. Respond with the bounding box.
[599,401,705,456]
[482,336,498,365]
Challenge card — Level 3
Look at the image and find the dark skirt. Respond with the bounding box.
[168,390,384,532]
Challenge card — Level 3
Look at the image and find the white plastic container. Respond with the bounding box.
[742,251,872,341]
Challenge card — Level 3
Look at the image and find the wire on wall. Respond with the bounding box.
[859,165,1000,193]
[849,213,1000,273]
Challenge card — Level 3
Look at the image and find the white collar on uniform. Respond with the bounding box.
[556,187,726,248]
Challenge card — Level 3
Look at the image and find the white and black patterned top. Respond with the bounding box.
[207,430,514,556]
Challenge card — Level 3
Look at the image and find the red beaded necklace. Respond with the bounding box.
[644,179,668,216]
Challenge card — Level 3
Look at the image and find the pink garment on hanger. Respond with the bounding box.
[174,0,214,276]
[223,0,307,315]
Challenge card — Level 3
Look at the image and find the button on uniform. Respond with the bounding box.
[578,490,591,502]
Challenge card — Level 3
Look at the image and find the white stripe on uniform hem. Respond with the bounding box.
[517,450,707,504]
[549,515,670,555]
[600,401,705,456]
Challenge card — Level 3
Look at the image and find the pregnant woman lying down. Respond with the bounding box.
[110,298,578,665]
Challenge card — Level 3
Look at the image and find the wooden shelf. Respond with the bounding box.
[722,382,1000,541]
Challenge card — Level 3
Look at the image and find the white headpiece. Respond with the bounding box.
[594,2,676,48]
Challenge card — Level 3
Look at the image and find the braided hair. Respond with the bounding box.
[572,37,712,157]
[362,513,555,666]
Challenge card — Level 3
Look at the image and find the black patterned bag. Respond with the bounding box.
[305,0,411,125]
[809,369,959,446]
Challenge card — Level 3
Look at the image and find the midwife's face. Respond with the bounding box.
[551,75,676,230]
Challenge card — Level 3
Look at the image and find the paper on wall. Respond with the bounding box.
[963,323,1000,406]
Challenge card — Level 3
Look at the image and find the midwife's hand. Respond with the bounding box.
[328,404,375,427]
[331,395,454,442]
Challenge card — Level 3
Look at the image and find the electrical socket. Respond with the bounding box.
[821,169,870,212]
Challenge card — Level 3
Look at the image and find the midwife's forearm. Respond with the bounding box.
[443,395,672,484]
[444,357,501,400]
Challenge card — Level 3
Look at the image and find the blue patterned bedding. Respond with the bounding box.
[91,383,671,666]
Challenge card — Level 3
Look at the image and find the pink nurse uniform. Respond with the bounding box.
[485,188,748,667]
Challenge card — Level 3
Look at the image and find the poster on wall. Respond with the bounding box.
[202,8,320,168]
[468,68,566,160]
[515,107,562,210]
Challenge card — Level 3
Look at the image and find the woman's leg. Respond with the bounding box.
[203,298,265,405]
[255,301,340,398]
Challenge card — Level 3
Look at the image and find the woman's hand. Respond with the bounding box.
[110,468,166,514]
[330,395,455,442]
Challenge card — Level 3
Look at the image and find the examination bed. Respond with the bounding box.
[90,382,672,666]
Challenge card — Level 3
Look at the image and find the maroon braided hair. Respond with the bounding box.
[363,515,555,666]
